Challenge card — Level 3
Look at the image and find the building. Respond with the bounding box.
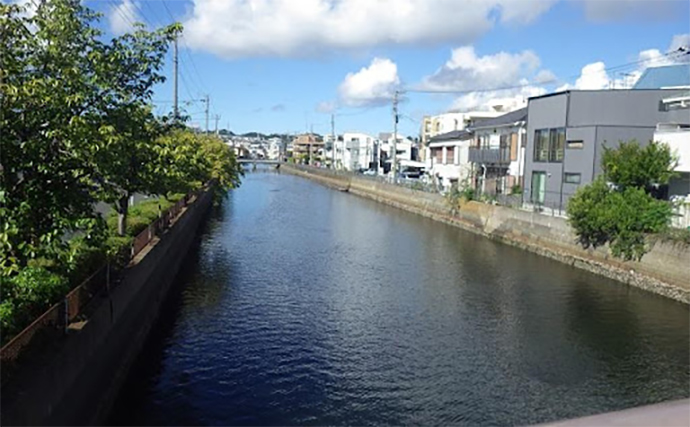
[523,89,688,214]
[336,132,377,171]
[427,130,474,190]
[633,63,690,89]
[292,133,324,165]
[420,110,509,161]
[654,91,690,228]
[468,107,528,197]
[379,133,414,173]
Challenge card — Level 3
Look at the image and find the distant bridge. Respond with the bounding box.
[238,159,281,165]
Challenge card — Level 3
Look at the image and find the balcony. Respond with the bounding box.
[469,147,511,164]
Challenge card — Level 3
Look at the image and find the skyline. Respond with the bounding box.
[12,0,690,135]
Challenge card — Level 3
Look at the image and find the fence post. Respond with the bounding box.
[63,297,69,333]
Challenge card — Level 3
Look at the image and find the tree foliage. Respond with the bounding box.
[0,1,242,340]
[567,140,677,261]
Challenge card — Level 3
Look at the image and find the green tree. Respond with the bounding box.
[567,140,677,261]
[602,140,678,191]
[0,0,180,257]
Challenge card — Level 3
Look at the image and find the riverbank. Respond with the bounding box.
[0,187,214,426]
[282,164,690,304]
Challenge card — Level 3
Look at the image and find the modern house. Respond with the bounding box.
[379,133,414,173]
[654,90,690,228]
[468,107,527,196]
[420,111,503,161]
[523,89,689,214]
[336,132,377,171]
[427,130,474,191]
[293,133,324,165]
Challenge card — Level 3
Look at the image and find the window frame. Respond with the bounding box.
[564,172,581,184]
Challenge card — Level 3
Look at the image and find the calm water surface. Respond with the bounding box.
[109,170,690,426]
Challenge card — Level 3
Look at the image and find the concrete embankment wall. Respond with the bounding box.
[1,189,213,426]
[283,165,690,304]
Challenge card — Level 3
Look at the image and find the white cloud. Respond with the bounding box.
[316,101,337,114]
[419,46,544,92]
[670,33,690,51]
[182,0,558,58]
[109,0,142,35]
[450,84,546,112]
[338,58,400,107]
[418,46,552,111]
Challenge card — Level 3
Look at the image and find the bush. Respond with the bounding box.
[568,178,672,261]
[1,267,70,342]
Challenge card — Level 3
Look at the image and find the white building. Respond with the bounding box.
[421,110,505,161]
[427,130,474,190]
[334,132,377,171]
[378,133,414,174]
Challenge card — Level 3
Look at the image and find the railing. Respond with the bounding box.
[468,147,511,164]
[0,186,205,365]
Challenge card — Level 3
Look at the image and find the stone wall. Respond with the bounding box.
[0,189,213,426]
[283,165,690,303]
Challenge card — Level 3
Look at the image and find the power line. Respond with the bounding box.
[404,48,689,95]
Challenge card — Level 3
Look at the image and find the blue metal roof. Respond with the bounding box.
[633,64,690,89]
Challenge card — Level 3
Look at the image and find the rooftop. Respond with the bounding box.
[428,129,472,142]
[470,107,528,130]
[633,63,690,89]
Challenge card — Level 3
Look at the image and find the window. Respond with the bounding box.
[534,129,549,162]
[520,132,527,148]
[447,147,456,164]
[567,140,584,149]
[564,173,581,184]
[549,128,565,162]
[534,127,565,162]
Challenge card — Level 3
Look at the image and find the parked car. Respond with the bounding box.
[362,169,377,176]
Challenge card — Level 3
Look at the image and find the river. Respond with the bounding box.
[108,169,689,426]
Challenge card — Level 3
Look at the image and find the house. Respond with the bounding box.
[468,107,528,196]
[427,130,474,190]
[523,89,688,214]
[654,91,690,228]
[633,63,690,89]
[292,133,324,165]
[420,111,504,162]
[379,133,414,174]
[336,132,377,171]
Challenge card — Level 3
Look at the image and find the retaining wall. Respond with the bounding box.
[0,189,213,426]
[283,165,690,303]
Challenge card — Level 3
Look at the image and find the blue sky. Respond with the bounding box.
[88,0,689,136]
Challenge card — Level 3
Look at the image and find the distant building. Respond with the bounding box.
[335,132,377,171]
[427,130,474,190]
[468,107,528,196]
[420,110,507,162]
[293,133,324,165]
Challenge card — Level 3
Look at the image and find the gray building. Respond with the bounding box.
[523,89,689,212]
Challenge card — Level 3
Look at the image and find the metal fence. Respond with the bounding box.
[0,187,204,364]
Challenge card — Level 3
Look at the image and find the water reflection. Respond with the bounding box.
[109,170,689,426]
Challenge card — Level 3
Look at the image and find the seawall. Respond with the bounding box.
[0,188,213,425]
[283,165,690,304]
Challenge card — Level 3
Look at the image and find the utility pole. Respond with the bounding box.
[214,114,220,135]
[204,95,210,134]
[331,113,336,169]
[391,90,399,183]
[173,37,179,121]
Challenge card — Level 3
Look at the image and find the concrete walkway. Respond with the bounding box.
[542,399,690,426]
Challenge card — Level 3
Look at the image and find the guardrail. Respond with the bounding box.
[0,186,205,365]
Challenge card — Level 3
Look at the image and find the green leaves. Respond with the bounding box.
[568,140,677,261]
[602,140,679,190]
